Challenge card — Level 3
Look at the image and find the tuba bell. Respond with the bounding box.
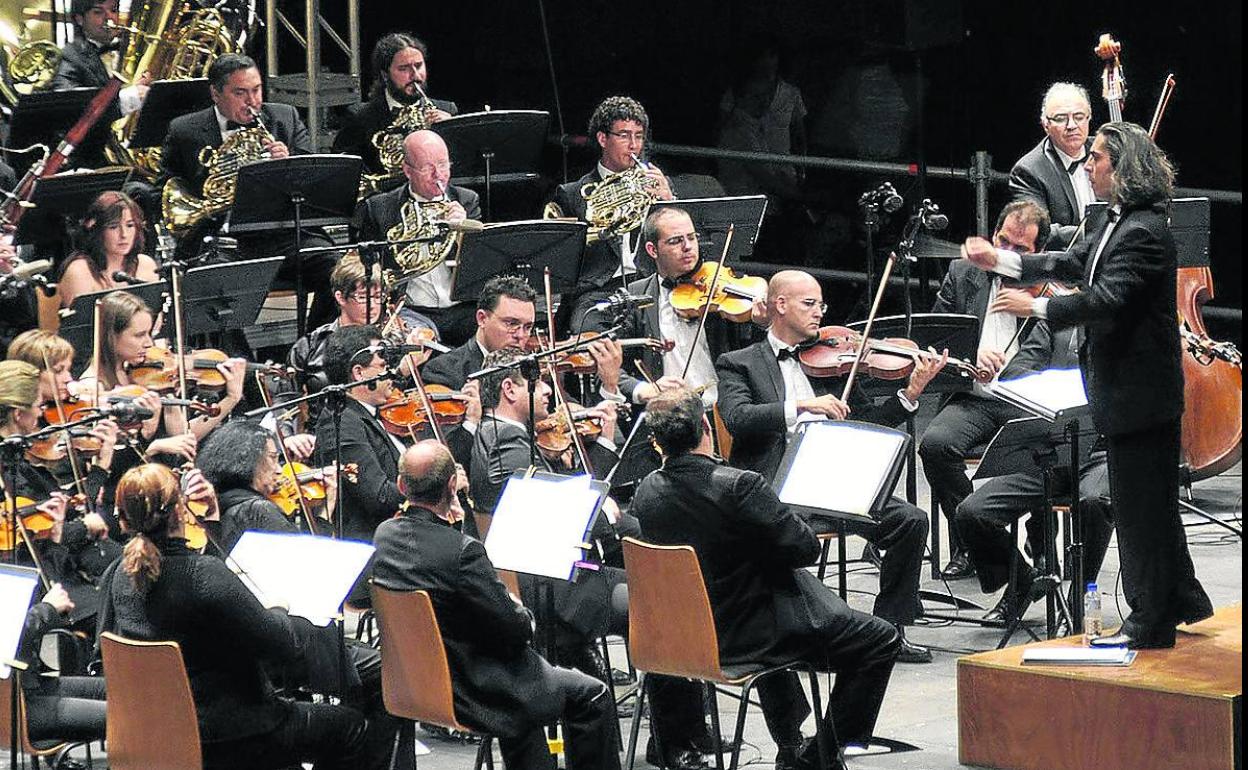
[161,108,273,236]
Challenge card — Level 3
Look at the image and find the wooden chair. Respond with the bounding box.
[370,584,495,770]
[98,632,202,770]
[711,402,733,460]
[0,673,84,769]
[621,537,835,770]
[37,289,61,332]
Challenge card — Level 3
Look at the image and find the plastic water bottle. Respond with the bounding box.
[1083,582,1103,645]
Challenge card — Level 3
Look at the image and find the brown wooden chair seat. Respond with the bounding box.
[0,672,90,770]
[99,632,202,770]
[621,537,836,770]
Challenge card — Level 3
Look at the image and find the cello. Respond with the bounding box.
[1176,266,1242,480]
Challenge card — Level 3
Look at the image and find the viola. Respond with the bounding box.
[267,462,360,518]
[534,403,603,458]
[532,332,676,375]
[126,347,290,393]
[1176,267,1242,480]
[796,326,992,383]
[669,262,767,323]
[0,496,58,551]
[379,385,469,435]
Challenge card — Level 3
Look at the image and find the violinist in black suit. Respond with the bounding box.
[373,440,619,770]
[552,96,675,326]
[918,200,1050,580]
[333,32,458,176]
[963,121,1213,649]
[633,387,900,770]
[160,53,338,327]
[312,324,406,543]
[716,270,940,663]
[1009,83,1097,249]
[354,129,481,346]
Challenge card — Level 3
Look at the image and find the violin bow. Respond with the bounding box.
[1148,74,1176,140]
[840,251,899,402]
[539,268,594,474]
[257,377,318,536]
[168,260,192,430]
[40,350,91,506]
[0,472,53,590]
[682,224,734,381]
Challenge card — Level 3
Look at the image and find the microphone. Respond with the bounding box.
[380,340,452,360]
[590,290,653,315]
[858,182,904,213]
[919,199,949,232]
[12,258,52,280]
[112,270,145,285]
[99,401,155,422]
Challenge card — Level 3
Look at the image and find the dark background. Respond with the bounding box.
[298,0,1241,335]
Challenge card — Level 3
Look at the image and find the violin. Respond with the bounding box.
[529,332,676,375]
[1020,281,1079,300]
[25,431,104,464]
[267,462,359,518]
[378,385,469,435]
[669,261,767,323]
[534,403,603,459]
[0,497,58,551]
[126,347,290,394]
[43,388,219,428]
[796,326,992,383]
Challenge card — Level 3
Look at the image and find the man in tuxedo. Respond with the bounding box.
[633,387,901,770]
[1009,83,1096,249]
[552,96,675,326]
[312,323,406,543]
[918,200,1050,580]
[160,53,338,327]
[333,32,457,177]
[372,440,619,770]
[422,274,536,390]
[584,206,763,408]
[716,270,941,663]
[355,129,481,346]
[964,121,1212,648]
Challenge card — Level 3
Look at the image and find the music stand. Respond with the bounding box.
[432,109,550,220]
[11,168,132,248]
[0,565,40,680]
[8,87,104,169]
[180,256,284,338]
[59,281,169,370]
[604,412,661,493]
[450,219,588,303]
[128,78,213,148]
[484,470,609,581]
[636,195,768,266]
[229,154,362,337]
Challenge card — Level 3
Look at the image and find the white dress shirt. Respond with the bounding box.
[1055,144,1096,217]
[596,162,639,277]
[401,187,456,309]
[657,283,717,405]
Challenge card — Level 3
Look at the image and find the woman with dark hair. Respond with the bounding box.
[57,191,160,309]
[100,462,376,770]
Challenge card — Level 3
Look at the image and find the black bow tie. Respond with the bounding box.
[225,119,258,131]
[1067,155,1088,173]
[660,263,702,291]
[96,39,122,54]
[1106,208,1120,223]
[776,346,801,362]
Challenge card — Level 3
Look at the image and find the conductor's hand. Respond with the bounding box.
[961,237,999,271]
[797,394,851,420]
[990,288,1037,319]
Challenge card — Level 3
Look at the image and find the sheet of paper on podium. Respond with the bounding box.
[0,565,40,679]
[228,532,375,626]
[485,472,605,581]
[777,420,908,519]
[986,367,1088,420]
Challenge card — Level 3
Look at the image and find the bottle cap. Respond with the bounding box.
[1086,582,1097,591]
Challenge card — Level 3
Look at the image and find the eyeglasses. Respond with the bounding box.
[346,291,385,304]
[493,315,535,334]
[406,160,453,176]
[1046,112,1089,126]
[797,298,828,313]
[662,232,699,247]
[606,130,645,143]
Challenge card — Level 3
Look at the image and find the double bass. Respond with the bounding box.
[1176,267,1242,479]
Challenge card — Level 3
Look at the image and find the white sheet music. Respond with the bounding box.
[988,368,1088,419]
[485,473,603,580]
[228,532,375,626]
[0,566,40,678]
[777,421,906,517]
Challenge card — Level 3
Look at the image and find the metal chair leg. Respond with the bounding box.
[706,681,725,770]
[727,679,757,770]
[805,667,840,770]
[624,671,649,770]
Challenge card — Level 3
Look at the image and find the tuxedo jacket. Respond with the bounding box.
[1009,137,1094,249]
[313,398,405,541]
[48,38,120,167]
[371,507,569,739]
[1019,203,1182,436]
[421,338,484,389]
[585,271,759,401]
[160,103,313,197]
[715,340,910,480]
[552,168,655,291]
[332,91,459,174]
[353,182,482,271]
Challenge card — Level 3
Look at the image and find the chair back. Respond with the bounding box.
[712,402,734,460]
[496,568,522,600]
[99,632,202,770]
[371,583,467,731]
[622,537,725,681]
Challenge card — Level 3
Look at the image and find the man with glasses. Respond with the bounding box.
[1009,82,1097,248]
[716,270,943,663]
[551,96,676,326]
[589,207,763,408]
[356,129,481,346]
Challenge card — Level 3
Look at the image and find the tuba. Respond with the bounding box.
[358,85,435,200]
[161,108,273,236]
[385,193,461,282]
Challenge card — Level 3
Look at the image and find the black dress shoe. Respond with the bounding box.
[982,593,1011,623]
[860,542,883,569]
[688,730,741,754]
[778,736,849,770]
[646,738,708,770]
[1091,628,1176,649]
[895,631,933,664]
[940,551,976,580]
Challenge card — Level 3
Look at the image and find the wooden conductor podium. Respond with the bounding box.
[957,604,1242,770]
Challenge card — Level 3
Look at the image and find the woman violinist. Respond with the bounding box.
[56,191,160,309]
[97,463,386,770]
